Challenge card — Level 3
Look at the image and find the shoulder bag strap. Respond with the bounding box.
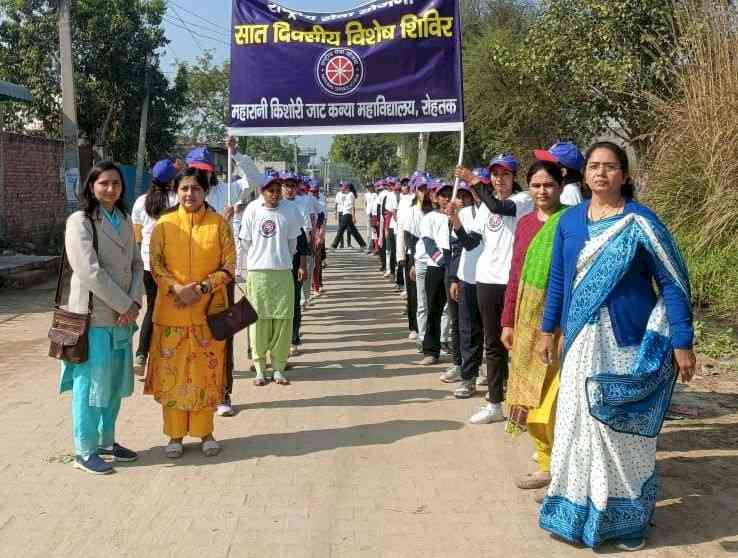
[87,216,98,312]
[54,215,99,311]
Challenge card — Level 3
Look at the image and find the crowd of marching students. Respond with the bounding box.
[357,140,697,552]
[58,140,697,552]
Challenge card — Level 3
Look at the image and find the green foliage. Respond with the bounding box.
[521,0,679,153]
[0,0,186,164]
[177,50,229,145]
[330,134,400,183]
[694,320,738,362]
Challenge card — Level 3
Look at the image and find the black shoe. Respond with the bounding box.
[97,443,138,462]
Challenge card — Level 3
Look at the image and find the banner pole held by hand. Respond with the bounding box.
[452,125,465,200]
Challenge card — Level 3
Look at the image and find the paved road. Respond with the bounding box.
[0,245,733,557]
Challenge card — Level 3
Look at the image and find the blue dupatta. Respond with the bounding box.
[563,213,691,438]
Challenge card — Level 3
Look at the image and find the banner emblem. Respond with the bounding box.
[316,48,364,97]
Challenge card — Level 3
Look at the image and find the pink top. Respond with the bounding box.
[501,212,544,328]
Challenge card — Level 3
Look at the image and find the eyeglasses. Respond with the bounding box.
[586,162,622,173]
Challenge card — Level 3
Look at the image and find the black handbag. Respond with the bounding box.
[48,218,98,363]
[206,272,258,341]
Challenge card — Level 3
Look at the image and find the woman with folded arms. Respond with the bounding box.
[144,168,235,459]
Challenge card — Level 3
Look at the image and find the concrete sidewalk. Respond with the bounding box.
[0,248,734,558]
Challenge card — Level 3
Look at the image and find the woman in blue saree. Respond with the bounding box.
[536,142,696,551]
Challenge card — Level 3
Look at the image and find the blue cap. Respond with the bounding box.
[455,180,472,194]
[259,172,282,191]
[534,141,584,173]
[151,158,178,183]
[279,171,298,182]
[185,147,215,172]
[472,167,491,184]
[489,153,518,174]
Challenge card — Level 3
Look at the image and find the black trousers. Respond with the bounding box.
[405,263,418,333]
[136,270,157,358]
[292,271,302,345]
[378,229,397,273]
[476,282,508,403]
[445,276,461,366]
[458,280,484,381]
[332,214,365,248]
[396,259,405,287]
[422,266,447,358]
[224,281,235,397]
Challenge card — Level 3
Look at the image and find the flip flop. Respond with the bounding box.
[516,473,551,490]
[164,441,183,459]
[273,371,290,385]
[253,377,268,386]
[201,439,220,457]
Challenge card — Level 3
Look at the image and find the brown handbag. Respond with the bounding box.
[206,271,258,341]
[48,218,98,363]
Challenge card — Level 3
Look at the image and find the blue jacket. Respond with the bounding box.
[541,200,693,349]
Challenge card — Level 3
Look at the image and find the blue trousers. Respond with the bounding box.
[72,366,122,457]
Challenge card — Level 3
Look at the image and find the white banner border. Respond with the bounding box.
[227,121,464,136]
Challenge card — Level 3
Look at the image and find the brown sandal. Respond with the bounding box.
[273,371,290,385]
[515,472,551,490]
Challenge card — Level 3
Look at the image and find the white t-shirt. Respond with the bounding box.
[207,180,245,236]
[131,192,176,271]
[335,191,354,214]
[293,194,315,232]
[561,182,583,206]
[405,206,427,264]
[420,211,450,268]
[396,194,415,232]
[364,192,376,216]
[456,204,483,284]
[239,199,302,271]
[473,191,533,284]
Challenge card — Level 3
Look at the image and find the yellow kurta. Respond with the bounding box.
[144,205,235,413]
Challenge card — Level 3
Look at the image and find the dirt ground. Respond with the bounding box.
[0,234,736,557]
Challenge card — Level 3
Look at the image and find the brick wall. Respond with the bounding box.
[0,133,66,252]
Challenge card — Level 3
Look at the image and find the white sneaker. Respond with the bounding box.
[216,402,235,417]
[383,271,391,278]
[408,331,418,341]
[469,403,505,424]
[476,375,488,386]
[439,365,461,383]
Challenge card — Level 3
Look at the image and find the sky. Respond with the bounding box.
[161,1,369,159]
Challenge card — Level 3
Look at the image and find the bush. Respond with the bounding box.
[643,3,738,320]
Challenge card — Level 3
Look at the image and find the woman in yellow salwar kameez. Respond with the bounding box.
[144,168,235,458]
[499,161,566,493]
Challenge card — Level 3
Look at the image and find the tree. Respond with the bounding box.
[521,0,680,154]
[330,134,400,184]
[177,50,229,145]
[0,0,186,163]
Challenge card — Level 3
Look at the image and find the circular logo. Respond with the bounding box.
[316,48,364,97]
[486,214,503,233]
[260,219,277,238]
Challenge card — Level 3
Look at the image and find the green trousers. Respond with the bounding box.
[249,318,292,374]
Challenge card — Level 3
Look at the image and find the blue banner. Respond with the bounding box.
[228,0,464,136]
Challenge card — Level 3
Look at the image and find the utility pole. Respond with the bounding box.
[416,132,429,172]
[134,0,150,197]
[58,0,80,214]
[134,58,150,197]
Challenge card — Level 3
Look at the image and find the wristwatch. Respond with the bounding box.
[199,281,211,294]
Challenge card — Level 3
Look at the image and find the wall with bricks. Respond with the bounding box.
[0,132,66,252]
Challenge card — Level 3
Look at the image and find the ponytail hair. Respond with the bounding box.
[144,179,173,219]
